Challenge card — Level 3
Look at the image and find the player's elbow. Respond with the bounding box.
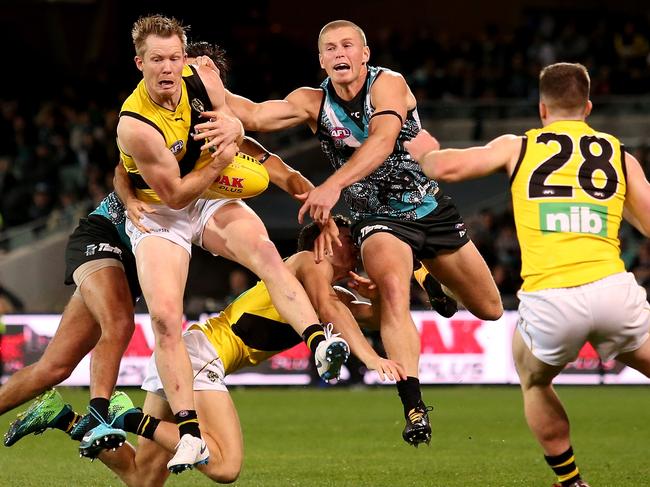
[157,191,189,210]
[426,161,460,183]
[166,199,188,210]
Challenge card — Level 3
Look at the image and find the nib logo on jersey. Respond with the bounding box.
[539,203,608,236]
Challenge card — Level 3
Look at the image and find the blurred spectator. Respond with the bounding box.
[631,240,650,294]
[27,183,54,235]
[224,268,252,306]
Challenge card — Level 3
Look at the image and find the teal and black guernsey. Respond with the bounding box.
[316,65,438,222]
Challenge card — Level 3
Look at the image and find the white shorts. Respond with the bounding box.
[517,272,650,366]
[142,329,228,397]
[126,198,245,255]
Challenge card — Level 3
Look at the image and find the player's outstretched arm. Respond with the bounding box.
[239,136,315,199]
[623,151,650,237]
[220,87,321,132]
[294,254,405,381]
[405,130,522,182]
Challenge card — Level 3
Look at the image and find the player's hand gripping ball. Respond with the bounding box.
[202,152,269,199]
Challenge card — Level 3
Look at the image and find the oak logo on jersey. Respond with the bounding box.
[330,127,351,139]
[539,203,608,237]
[170,140,184,155]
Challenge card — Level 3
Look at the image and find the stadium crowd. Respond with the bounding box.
[1,12,650,307]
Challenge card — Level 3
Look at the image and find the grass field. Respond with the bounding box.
[0,386,648,486]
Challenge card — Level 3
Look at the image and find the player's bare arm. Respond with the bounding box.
[216,87,322,132]
[622,151,650,237]
[292,253,405,381]
[297,73,408,224]
[239,137,315,198]
[406,130,523,182]
[195,65,244,155]
[117,117,234,209]
[113,161,155,233]
[238,136,342,260]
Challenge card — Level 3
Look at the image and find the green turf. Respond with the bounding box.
[0,386,648,486]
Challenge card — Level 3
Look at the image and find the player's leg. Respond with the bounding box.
[134,236,202,453]
[106,390,243,485]
[413,263,458,318]
[200,201,348,380]
[512,330,584,486]
[420,240,503,321]
[76,263,135,455]
[608,274,650,376]
[191,391,243,483]
[616,338,650,375]
[360,232,431,446]
[99,392,174,487]
[0,294,100,416]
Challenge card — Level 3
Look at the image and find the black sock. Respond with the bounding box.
[396,376,423,417]
[302,324,325,354]
[123,411,161,440]
[87,397,110,428]
[545,446,581,487]
[53,409,81,434]
[175,410,200,439]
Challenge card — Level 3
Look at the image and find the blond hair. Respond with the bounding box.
[539,63,590,113]
[131,14,187,57]
[318,20,367,50]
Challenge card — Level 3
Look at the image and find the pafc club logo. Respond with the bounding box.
[330,127,351,139]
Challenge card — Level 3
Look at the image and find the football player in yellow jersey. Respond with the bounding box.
[406,62,650,487]
[115,16,351,473]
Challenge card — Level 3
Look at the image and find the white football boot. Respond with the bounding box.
[314,323,350,381]
[167,434,210,474]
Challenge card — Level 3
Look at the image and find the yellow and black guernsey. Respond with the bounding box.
[511,120,626,291]
[119,65,214,204]
[189,280,302,375]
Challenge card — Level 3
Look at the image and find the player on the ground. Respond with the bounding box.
[194,19,503,446]
[406,62,650,487]
[6,215,405,484]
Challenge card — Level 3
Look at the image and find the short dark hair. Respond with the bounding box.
[297,215,351,252]
[539,63,590,113]
[186,41,228,84]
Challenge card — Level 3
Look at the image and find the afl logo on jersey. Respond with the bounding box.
[330,127,351,139]
[170,140,184,155]
[191,98,205,113]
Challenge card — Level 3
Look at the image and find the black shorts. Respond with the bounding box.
[351,191,469,260]
[64,214,141,302]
